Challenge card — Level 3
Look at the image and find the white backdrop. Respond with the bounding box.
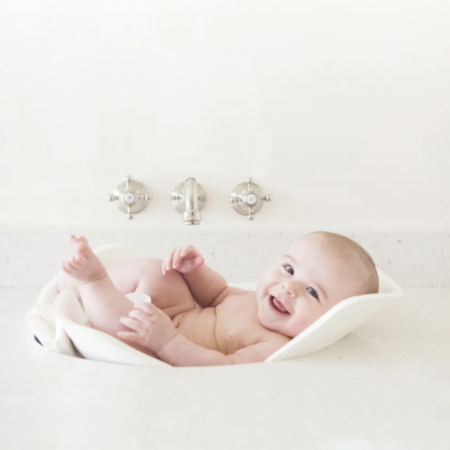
[0,0,449,230]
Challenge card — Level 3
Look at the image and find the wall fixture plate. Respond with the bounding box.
[107,175,152,220]
[230,178,272,220]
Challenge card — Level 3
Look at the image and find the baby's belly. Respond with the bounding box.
[172,307,220,352]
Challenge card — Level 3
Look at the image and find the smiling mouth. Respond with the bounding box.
[269,296,290,315]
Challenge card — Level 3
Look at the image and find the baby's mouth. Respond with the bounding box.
[269,296,290,315]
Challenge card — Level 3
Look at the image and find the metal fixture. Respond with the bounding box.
[172,177,206,225]
[229,178,272,220]
[107,175,152,220]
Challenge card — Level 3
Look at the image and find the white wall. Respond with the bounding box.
[0,0,449,231]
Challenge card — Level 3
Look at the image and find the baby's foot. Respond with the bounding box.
[62,235,107,285]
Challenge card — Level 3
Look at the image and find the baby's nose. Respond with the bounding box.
[281,282,297,298]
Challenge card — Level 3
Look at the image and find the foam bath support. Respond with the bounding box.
[25,244,404,366]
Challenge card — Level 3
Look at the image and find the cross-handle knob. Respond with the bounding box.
[229,178,272,220]
[107,175,152,220]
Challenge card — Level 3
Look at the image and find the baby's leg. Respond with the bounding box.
[60,236,195,357]
[59,257,197,319]
[105,258,197,319]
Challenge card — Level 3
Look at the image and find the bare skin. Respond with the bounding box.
[59,233,368,366]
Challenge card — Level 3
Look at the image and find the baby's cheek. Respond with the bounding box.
[257,270,273,287]
[255,279,266,296]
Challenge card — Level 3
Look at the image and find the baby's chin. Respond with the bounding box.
[257,310,295,337]
[257,308,274,331]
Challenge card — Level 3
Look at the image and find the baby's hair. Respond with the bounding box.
[304,231,379,295]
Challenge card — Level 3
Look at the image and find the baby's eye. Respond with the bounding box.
[307,287,319,300]
[283,264,294,275]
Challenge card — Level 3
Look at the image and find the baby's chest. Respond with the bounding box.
[215,297,264,354]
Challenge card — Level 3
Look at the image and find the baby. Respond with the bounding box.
[58,231,379,366]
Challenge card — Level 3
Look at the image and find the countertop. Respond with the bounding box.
[1,288,449,450]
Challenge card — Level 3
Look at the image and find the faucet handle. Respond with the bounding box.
[229,178,272,220]
[107,175,152,220]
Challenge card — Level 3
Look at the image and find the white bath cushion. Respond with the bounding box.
[25,244,404,366]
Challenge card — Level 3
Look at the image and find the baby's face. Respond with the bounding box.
[256,236,364,337]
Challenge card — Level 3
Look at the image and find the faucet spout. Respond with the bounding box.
[182,177,202,225]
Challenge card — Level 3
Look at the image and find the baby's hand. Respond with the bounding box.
[162,245,205,275]
[117,303,178,354]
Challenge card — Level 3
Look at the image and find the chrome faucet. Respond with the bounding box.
[172,177,207,225]
[183,177,201,225]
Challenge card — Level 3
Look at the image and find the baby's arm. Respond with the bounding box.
[162,246,247,308]
[118,302,289,366]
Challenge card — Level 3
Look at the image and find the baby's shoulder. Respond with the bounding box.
[210,286,253,308]
[215,289,254,309]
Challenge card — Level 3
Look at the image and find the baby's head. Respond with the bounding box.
[256,231,379,338]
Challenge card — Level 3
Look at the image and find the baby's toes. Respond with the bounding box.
[69,256,84,269]
[62,260,77,273]
[74,242,88,257]
[61,261,71,274]
[68,235,88,247]
[68,234,79,245]
[74,242,93,265]
[74,252,87,265]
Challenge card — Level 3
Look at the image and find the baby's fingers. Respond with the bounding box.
[119,317,145,333]
[180,245,197,258]
[172,247,185,270]
[162,249,176,275]
[193,255,205,269]
[117,331,142,344]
